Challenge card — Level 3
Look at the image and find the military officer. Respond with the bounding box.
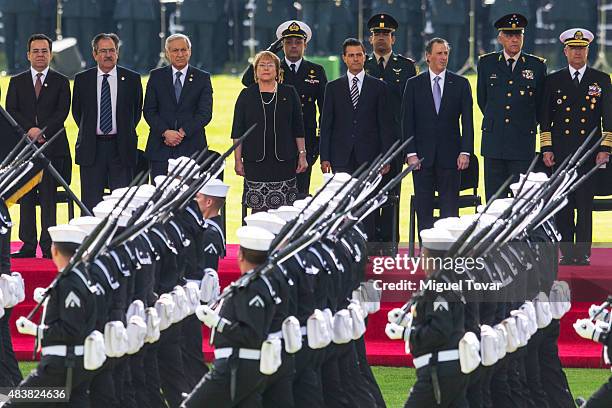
[477,13,547,200]
[9,225,97,406]
[242,20,328,196]
[540,28,612,266]
[183,226,277,407]
[364,13,417,251]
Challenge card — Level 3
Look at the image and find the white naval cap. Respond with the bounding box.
[276,20,312,43]
[244,212,286,235]
[198,178,229,198]
[68,216,103,235]
[559,28,594,47]
[168,156,198,178]
[270,205,301,222]
[237,226,275,251]
[48,224,88,245]
[420,227,456,251]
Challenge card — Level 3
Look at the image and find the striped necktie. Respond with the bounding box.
[350,76,359,109]
[100,74,112,135]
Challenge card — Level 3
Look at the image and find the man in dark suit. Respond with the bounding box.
[320,38,392,176]
[144,33,213,178]
[540,28,612,266]
[241,20,327,196]
[72,33,143,211]
[6,34,71,259]
[402,37,474,233]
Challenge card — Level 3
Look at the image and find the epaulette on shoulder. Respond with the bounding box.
[478,51,497,60]
[523,52,546,64]
[396,54,415,63]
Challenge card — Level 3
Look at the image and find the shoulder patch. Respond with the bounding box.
[205,243,219,255]
[65,291,81,308]
[305,265,320,275]
[433,296,449,312]
[248,295,265,308]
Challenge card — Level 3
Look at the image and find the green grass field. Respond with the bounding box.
[2,73,612,245]
[14,362,611,406]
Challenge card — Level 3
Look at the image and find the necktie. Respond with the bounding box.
[378,56,385,72]
[573,71,580,87]
[100,74,112,135]
[350,76,359,109]
[174,71,183,102]
[34,73,43,99]
[433,76,442,114]
[290,63,296,74]
[507,58,515,72]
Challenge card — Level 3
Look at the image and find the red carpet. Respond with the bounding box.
[7,243,612,368]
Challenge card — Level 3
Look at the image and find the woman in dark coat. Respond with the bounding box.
[232,50,308,212]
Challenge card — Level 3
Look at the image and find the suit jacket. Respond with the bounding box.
[143,65,213,161]
[6,68,71,158]
[402,70,474,169]
[319,73,392,168]
[72,65,143,167]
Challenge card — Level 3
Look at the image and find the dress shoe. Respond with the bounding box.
[559,256,574,265]
[10,250,36,258]
[574,255,590,266]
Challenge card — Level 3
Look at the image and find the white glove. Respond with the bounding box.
[195,305,220,328]
[573,318,604,342]
[387,308,413,328]
[595,320,610,332]
[33,287,47,304]
[16,316,42,337]
[589,303,610,322]
[385,322,408,341]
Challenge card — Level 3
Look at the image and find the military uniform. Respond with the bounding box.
[487,0,536,53]
[539,29,612,263]
[364,13,418,247]
[313,0,354,56]
[181,0,225,72]
[254,0,292,52]
[370,0,423,57]
[428,0,468,72]
[1,0,38,73]
[548,0,597,68]
[113,0,157,72]
[62,0,103,67]
[477,13,547,200]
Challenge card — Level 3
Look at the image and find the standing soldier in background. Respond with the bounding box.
[370,0,423,58]
[487,0,535,53]
[477,13,546,200]
[547,0,597,68]
[254,0,293,54]
[182,0,225,72]
[62,0,102,68]
[314,0,355,56]
[1,0,38,73]
[113,0,157,73]
[241,21,327,196]
[540,28,611,266]
[427,0,468,72]
[364,13,417,250]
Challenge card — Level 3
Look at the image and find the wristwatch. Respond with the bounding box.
[298,150,307,155]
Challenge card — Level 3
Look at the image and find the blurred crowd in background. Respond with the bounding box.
[0,0,607,75]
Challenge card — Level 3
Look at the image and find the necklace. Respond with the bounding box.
[259,83,277,105]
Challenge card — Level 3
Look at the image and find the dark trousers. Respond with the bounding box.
[466,366,483,408]
[180,314,209,390]
[296,128,319,197]
[18,157,64,254]
[320,345,353,408]
[262,351,295,408]
[183,22,215,71]
[337,341,377,408]
[63,18,99,68]
[355,335,386,408]
[412,166,460,233]
[375,158,401,246]
[404,361,468,408]
[89,359,119,408]
[293,345,325,408]
[539,320,575,408]
[584,375,612,407]
[158,322,189,408]
[129,350,149,408]
[5,355,93,407]
[144,342,168,408]
[489,358,516,408]
[556,178,595,259]
[0,308,22,387]
[524,329,551,408]
[182,358,267,407]
[113,357,136,407]
[116,20,155,72]
[484,158,531,201]
[80,138,133,212]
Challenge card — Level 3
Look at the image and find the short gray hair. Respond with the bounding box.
[425,37,451,55]
[165,34,191,50]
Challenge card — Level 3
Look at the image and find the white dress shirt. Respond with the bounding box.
[503,50,521,71]
[568,64,587,83]
[30,66,49,87]
[285,57,302,73]
[96,66,118,135]
[429,68,446,98]
[172,65,189,87]
[347,69,365,94]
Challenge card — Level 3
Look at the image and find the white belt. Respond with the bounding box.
[185,279,201,284]
[413,349,459,369]
[214,347,261,360]
[301,326,307,336]
[268,330,283,340]
[41,345,84,357]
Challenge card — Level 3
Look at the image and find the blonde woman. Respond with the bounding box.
[232,51,307,212]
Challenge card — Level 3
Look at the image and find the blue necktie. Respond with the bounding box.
[174,71,183,102]
[100,74,112,134]
[433,76,441,114]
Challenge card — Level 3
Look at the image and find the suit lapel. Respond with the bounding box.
[116,66,125,122]
[357,75,370,112]
[422,72,437,116]
[166,65,178,106]
[339,75,353,111]
[178,66,195,105]
[439,72,454,115]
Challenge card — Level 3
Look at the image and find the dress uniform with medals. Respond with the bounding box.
[539,28,612,266]
[10,225,97,406]
[184,226,276,407]
[242,21,328,196]
[477,13,547,200]
[364,13,417,249]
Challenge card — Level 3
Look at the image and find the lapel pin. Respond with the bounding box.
[189,78,193,82]
[44,83,48,87]
[121,76,125,81]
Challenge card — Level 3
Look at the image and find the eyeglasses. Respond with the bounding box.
[97,48,117,55]
[257,63,276,69]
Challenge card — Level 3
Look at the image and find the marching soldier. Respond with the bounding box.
[540,28,612,266]
[477,13,547,200]
[365,13,416,252]
[9,225,97,406]
[184,226,277,407]
[242,21,328,196]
